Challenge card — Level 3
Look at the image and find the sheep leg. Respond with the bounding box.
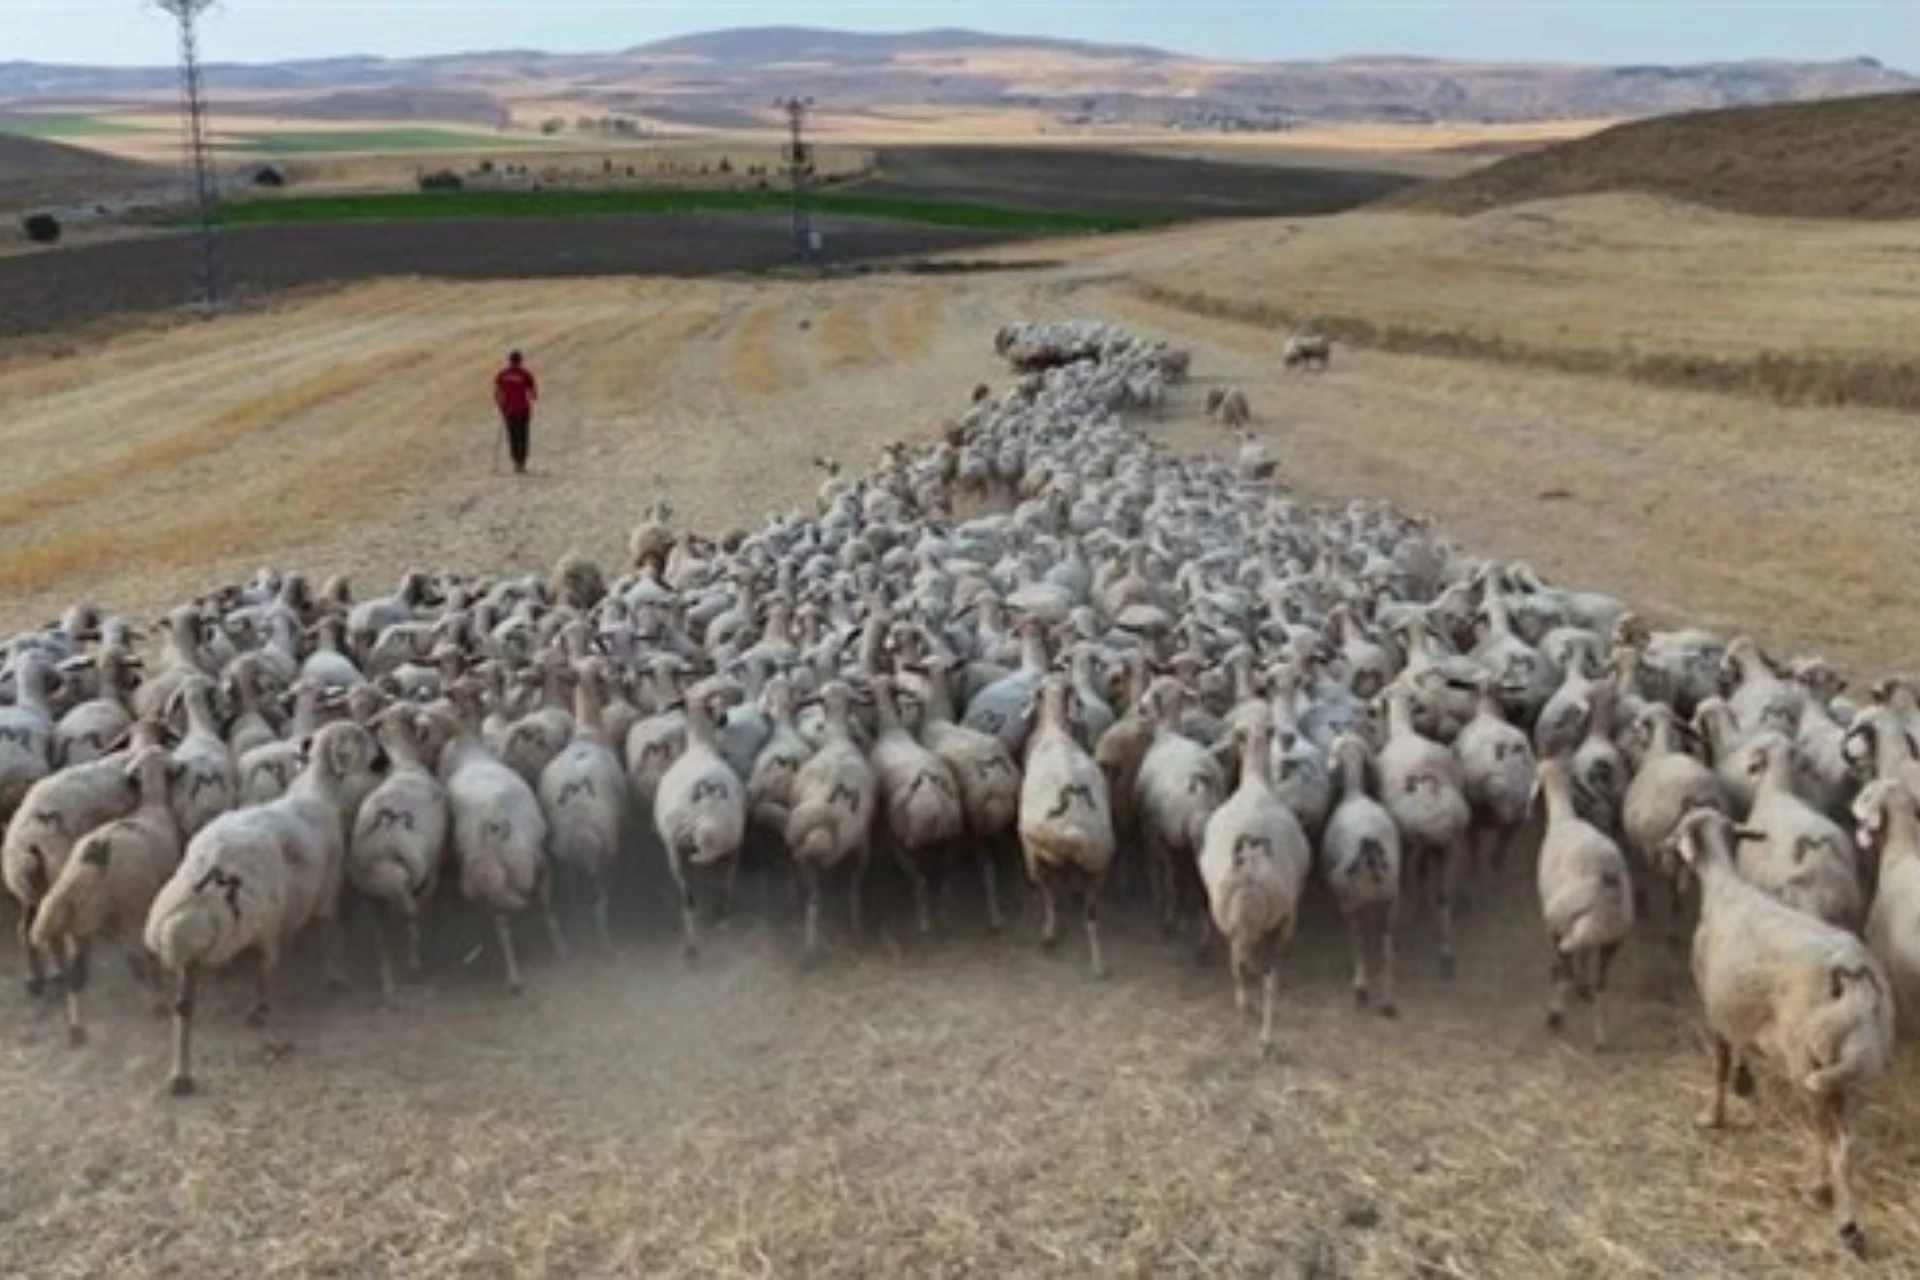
[19,906,48,998]
[62,938,89,1047]
[1592,943,1619,1050]
[539,873,567,962]
[247,946,278,1029]
[493,912,524,993]
[1347,915,1371,1009]
[1814,1095,1866,1258]
[1147,834,1175,936]
[590,871,614,952]
[677,872,702,966]
[718,853,741,924]
[1376,905,1400,1019]
[799,862,823,968]
[1258,965,1279,1060]
[1037,876,1061,951]
[1697,1035,1732,1129]
[405,908,424,975]
[980,843,1006,935]
[1083,877,1107,981]
[1231,944,1251,1015]
[319,914,349,993]
[1436,839,1464,978]
[1545,945,1572,1032]
[904,848,935,937]
[373,911,399,1007]
[168,966,198,1096]
[128,951,168,1017]
[849,844,872,944]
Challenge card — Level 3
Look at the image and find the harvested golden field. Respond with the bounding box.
[8,205,1920,1275]
[1062,194,1920,410]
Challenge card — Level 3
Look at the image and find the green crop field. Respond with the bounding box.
[0,114,158,138]
[220,128,516,154]
[211,187,1145,233]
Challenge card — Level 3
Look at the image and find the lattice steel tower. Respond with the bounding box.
[155,0,223,309]
[775,96,816,263]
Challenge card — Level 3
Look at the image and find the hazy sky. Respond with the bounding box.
[6,1,1918,70]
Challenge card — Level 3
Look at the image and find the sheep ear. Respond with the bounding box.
[1732,826,1766,844]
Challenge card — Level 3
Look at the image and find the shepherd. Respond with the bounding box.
[493,349,538,475]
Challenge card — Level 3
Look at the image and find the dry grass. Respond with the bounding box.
[1102,195,1920,411]
[9,210,1920,1270]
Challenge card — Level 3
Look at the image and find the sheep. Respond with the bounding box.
[166,675,239,839]
[655,678,750,960]
[1217,389,1251,428]
[628,501,677,571]
[145,720,388,1095]
[896,663,1018,932]
[348,705,453,1003]
[3,722,162,996]
[1320,733,1402,1016]
[1453,675,1536,886]
[0,652,58,823]
[1198,703,1311,1056]
[1739,736,1864,932]
[1283,332,1332,371]
[781,680,877,963]
[1017,673,1116,979]
[1621,703,1726,945]
[1534,756,1635,1048]
[28,744,182,1046]
[1376,685,1471,977]
[868,675,965,935]
[548,551,607,612]
[1667,808,1893,1259]
[53,647,141,767]
[440,680,559,993]
[1134,676,1226,942]
[536,658,631,949]
[1851,780,1920,1027]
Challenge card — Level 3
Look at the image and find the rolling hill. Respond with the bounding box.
[0,132,163,213]
[1,28,1913,132]
[1388,90,1920,218]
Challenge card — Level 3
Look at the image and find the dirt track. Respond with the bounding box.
[6,261,1920,1276]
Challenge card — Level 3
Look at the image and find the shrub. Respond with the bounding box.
[417,169,464,192]
[22,212,61,244]
[250,164,286,187]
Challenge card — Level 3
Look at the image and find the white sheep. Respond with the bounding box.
[28,744,182,1046]
[1851,780,1920,1027]
[441,682,559,992]
[1017,674,1116,979]
[536,658,631,949]
[1283,332,1331,371]
[1320,734,1403,1016]
[145,720,386,1095]
[166,675,238,839]
[1668,808,1893,1259]
[1738,737,1863,932]
[655,678,749,960]
[53,647,140,767]
[782,681,877,964]
[1534,756,1636,1048]
[1198,704,1311,1056]
[1376,686,1471,977]
[869,675,965,935]
[1621,703,1725,945]
[348,705,453,1002]
[1134,676,1225,942]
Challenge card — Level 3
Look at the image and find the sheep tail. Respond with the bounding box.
[465,855,528,914]
[151,900,222,972]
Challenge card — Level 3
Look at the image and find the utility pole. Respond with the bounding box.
[774,95,816,264]
[155,0,224,311]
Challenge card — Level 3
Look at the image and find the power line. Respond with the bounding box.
[154,0,223,312]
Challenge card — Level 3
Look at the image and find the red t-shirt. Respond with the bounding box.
[495,365,537,416]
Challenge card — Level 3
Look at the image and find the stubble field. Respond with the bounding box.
[6,201,1920,1277]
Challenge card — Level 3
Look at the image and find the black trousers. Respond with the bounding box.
[502,412,531,471]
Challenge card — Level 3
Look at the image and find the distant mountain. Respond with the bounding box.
[1,29,1913,130]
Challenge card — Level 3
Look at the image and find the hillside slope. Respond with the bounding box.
[0,132,160,213]
[1389,91,1920,218]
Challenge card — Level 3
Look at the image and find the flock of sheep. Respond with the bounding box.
[0,317,1913,1258]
